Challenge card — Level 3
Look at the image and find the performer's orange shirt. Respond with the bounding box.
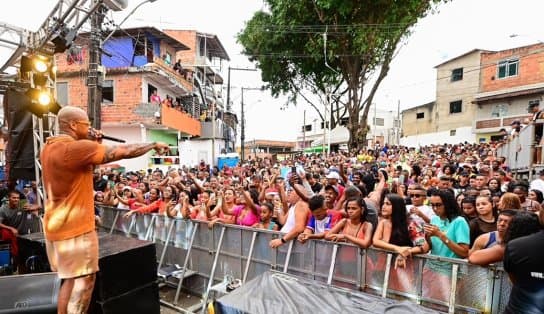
[41,135,106,241]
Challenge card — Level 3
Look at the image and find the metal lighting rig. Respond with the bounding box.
[0,0,127,207]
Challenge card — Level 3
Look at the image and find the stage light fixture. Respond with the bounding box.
[37,91,52,106]
[33,57,49,73]
[24,88,61,116]
[21,54,51,73]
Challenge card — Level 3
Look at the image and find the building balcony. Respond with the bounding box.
[161,103,201,137]
[473,114,528,133]
[195,55,224,84]
[149,56,193,91]
[131,102,200,136]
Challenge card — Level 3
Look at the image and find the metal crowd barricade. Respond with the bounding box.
[99,206,512,314]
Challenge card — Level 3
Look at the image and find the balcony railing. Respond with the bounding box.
[151,56,193,90]
[161,103,201,136]
[131,102,200,136]
[474,114,528,131]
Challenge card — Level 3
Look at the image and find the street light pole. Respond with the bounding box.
[240,87,263,162]
[103,0,158,44]
[241,88,245,161]
[226,66,257,112]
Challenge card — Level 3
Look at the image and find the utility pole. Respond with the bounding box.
[327,92,331,155]
[240,87,262,161]
[88,1,105,129]
[302,110,306,150]
[226,66,257,112]
[397,100,401,145]
[373,103,377,146]
[241,88,245,161]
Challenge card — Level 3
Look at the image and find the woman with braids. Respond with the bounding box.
[372,194,429,291]
[422,189,470,302]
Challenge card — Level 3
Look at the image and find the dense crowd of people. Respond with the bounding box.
[1,140,543,312]
[87,141,544,311]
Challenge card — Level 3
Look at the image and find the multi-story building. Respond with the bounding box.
[55,26,202,171]
[401,49,488,146]
[473,43,544,142]
[164,30,234,166]
[399,101,436,147]
[401,43,544,146]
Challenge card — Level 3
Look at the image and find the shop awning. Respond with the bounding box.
[304,146,328,153]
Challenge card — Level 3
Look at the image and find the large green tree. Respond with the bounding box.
[238,0,447,149]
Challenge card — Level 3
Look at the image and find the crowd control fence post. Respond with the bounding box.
[200,225,225,314]
[448,264,459,314]
[327,244,339,285]
[157,217,177,271]
[242,231,257,283]
[382,253,393,298]
[282,240,294,273]
[174,222,199,305]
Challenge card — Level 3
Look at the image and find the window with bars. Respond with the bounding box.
[450,100,462,114]
[451,68,463,81]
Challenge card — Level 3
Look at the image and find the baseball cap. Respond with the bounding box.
[511,120,521,125]
[326,171,340,180]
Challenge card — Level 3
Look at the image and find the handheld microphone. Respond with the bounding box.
[88,128,126,143]
[101,134,126,143]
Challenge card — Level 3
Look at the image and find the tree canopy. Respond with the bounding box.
[238,0,448,149]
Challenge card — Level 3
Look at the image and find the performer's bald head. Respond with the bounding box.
[58,106,87,124]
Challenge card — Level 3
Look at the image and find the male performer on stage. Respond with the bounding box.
[40,106,169,314]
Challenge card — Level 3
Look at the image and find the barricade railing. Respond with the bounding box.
[98,206,511,314]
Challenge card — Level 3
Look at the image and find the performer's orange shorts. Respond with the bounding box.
[45,231,99,279]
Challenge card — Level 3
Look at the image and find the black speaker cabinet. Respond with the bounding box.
[17,233,159,314]
[93,234,158,300]
[0,272,60,314]
[89,281,160,314]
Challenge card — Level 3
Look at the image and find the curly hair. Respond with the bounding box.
[503,212,541,244]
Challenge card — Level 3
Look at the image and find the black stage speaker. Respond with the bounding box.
[0,272,60,314]
[17,233,160,314]
[5,89,35,181]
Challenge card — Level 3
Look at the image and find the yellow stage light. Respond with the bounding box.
[37,91,52,106]
[33,59,48,73]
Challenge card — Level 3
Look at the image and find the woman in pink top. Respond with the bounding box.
[219,187,261,227]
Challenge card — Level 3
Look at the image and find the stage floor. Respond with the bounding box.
[159,285,202,313]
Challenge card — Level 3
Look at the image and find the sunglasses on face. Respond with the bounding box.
[409,194,425,198]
